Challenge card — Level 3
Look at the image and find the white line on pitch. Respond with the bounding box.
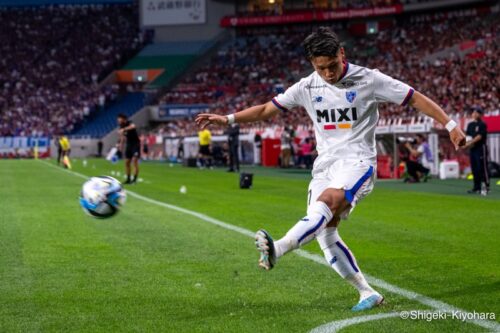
[40,160,500,332]
[310,312,401,333]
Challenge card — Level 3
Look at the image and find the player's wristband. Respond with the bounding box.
[226,114,235,125]
[445,120,457,132]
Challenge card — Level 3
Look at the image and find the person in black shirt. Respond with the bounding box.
[464,109,489,194]
[97,140,103,158]
[226,123,240,172]
[177,137,184,161]
[117,114,140,184]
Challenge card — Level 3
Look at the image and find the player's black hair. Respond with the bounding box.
[303,27,341,60]
[117,113,128,120]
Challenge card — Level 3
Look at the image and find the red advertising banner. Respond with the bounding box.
[220,5,403,27]
[483,115,500,133]
[261,138,281,167]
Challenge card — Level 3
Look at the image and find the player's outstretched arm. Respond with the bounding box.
[195,101,280,129]
[409,91,466,150]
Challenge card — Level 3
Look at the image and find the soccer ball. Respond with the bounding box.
[79,176,126,218]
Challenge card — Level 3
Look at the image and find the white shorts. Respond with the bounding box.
[307,159,376,220]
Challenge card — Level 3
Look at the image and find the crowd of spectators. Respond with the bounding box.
[0,4,144,137]
[157,31,308,137]
[354,13,499,123]
[154,10,499,138]
[2,4,496,141]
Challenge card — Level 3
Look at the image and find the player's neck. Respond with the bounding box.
[319,61,349,85]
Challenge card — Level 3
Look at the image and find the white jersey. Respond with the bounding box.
[272,62,414,171]
[417,143,433,169]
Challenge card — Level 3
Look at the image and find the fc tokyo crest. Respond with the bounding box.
[346,91,357,103]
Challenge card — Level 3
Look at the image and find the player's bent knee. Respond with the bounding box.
[317,188,346,213]
[327,216,341,228]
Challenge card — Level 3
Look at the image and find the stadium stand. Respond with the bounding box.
[0,1,497,145]
[0,4,144,137]
[70,39,218,137]
[355,13,499,124]
[122,40,216,89]
[153,10,499,137]
[72,92,145,138]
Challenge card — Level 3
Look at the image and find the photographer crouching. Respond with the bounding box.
[398,136,431,183]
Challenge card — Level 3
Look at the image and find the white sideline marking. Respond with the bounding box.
[41,161,500,332]
[311,309,500,333]
[310,312,400,333]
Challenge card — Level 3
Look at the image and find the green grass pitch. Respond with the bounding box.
[0,159,498,332]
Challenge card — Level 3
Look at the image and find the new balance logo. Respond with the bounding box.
[316,108,357,130]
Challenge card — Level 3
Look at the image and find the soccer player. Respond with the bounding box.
[464,108,489,195]
[117,114,140,184]
[58,135,71,168]
[195,27,466,311]
[198,127,212,168]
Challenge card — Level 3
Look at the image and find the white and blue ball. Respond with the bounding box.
[79,176,126,219]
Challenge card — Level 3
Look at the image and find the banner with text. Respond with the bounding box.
[221,5,402,27]
[141,0,206,26]
[154,104,209,120]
